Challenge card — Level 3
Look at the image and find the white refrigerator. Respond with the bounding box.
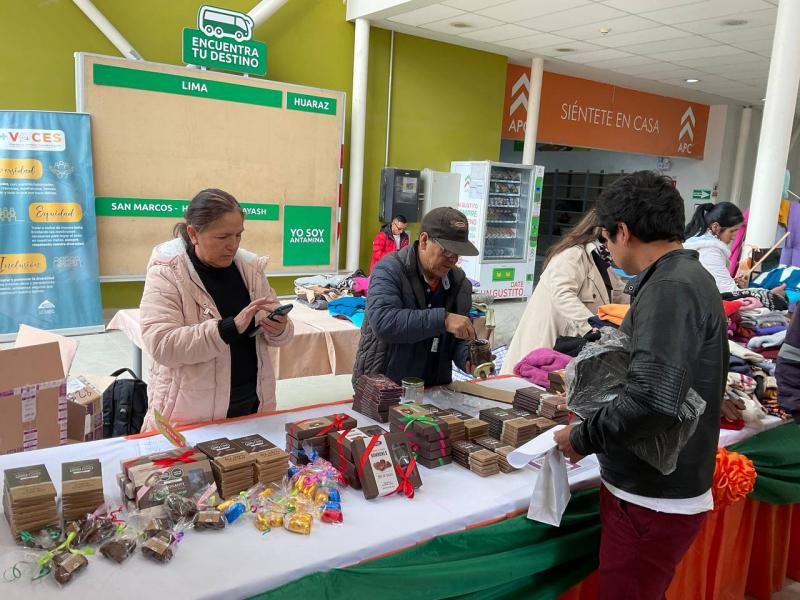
[450,161,544,299]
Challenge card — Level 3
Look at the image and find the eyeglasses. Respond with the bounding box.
[431,238,458,260]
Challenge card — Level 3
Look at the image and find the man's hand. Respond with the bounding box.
[445,313,475,340]
[721,396,746,422]
[554,424,585,464]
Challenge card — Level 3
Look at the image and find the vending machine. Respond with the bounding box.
[450,161,544,299]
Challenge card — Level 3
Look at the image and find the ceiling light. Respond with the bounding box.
[555,48,575,53]
[722,18,749,26]
[685,78,700,83]
[599,27,611,35]
[450,21,471,29]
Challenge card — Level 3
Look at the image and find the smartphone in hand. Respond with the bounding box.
[248,304,293,337]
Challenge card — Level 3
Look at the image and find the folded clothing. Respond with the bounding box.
[597,304,629,326]
[588,316,617,329]
[513,348,572,388]
[729,340,767,363]
[723,299,744,318]
[747,329,786,349]
[753,325,786,336]
[328,296,366,327]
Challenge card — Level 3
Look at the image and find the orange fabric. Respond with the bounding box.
[559,498,799,600]
[597,304,629,326]
[779,199,790,227]
[712,448,756,511]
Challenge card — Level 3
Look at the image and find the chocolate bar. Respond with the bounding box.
[351,433,422,500]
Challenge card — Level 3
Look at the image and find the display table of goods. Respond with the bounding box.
[0,385,781,600]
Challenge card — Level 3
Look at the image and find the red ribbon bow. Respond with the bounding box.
[319,414,349,437]
[152,449,197,469]
[357,434,381,482]
[336,429,351,486]
[390,457,417,499]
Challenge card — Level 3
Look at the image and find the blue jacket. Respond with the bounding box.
[352,242,471,386]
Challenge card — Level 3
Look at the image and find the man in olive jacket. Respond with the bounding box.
[353,207,479,387]
[555,171,727,599]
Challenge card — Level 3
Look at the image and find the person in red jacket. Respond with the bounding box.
[370,214,409,272]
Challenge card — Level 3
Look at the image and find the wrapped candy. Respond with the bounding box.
[141,530,177,563]
[194,509,226,531]
[164,493,198,523]
[223,500,247,524]
[320,502,343,524]
[285,512,313,535]
[99,534,137,564]
[51,551,88,585]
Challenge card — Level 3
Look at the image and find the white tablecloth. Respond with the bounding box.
[0,395,781,600]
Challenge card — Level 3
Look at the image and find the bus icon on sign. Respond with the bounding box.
[198,5,254,41]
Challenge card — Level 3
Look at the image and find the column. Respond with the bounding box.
[522,57,544,166]
[745,0,800,248]
[729,106,752,207]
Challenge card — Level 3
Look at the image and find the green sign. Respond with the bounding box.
[93,64,282,108]
[692,189,711,200]
[529,215,540,249]
[513,140,524,152]
[283,205,332,266]
[287,92,337,115]
[96,197,279,220]
[492,267,515,282]
[182,29,267,76]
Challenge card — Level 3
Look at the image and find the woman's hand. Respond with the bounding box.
[734,273,749,289]
[235,298,278,334]
[257,313,288,337]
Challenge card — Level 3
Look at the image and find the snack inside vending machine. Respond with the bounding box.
[450,161,544,299]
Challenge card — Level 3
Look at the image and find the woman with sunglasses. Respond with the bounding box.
[502,209,628,373]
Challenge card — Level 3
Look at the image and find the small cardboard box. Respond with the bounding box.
[0,340,68,454]
[66,374,112,442]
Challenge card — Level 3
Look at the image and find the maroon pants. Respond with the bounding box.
[598,485,707,600]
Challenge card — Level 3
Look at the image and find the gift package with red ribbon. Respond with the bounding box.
[326,425,387,489]
[196,438,256,499]
[351,432,422,500]
[232,434,290,486]
[388,404,453,469]
[285,413,357,465]
[118,448,213,509]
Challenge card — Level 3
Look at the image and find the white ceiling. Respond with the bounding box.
[348,0,783,106]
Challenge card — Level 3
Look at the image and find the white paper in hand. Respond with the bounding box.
[507,424,565,469]
[526,447,571,527]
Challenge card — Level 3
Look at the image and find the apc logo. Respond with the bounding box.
[507,72,530,134]
[0,129,65,152]
[677,107,695,154]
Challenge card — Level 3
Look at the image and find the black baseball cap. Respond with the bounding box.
[420,207,479,256]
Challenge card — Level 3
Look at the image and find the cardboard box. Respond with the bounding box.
[0,341,67,454]
[351,432,422,500]
[66,374,112,442]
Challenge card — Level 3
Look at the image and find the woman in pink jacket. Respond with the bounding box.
[139,189,293,431]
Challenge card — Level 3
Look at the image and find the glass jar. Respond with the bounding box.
[401,377,424,405]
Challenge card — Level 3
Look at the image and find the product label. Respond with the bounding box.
[20,386,37,421]
[367,438,399,497]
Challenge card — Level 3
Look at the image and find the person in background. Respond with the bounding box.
[502,209,627,374]
[684,202,786,303]
[554,171,727,599]
[353,207,478,387]
[370,214,409,272]
[139,189,293,430]
[775,312,800,424]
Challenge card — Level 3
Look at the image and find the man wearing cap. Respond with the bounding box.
[353,207,479,387]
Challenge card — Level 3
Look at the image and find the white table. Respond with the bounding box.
[0,395,779,600]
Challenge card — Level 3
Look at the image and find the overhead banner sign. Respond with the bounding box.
[503,65,710,159]
[0,111,103,339]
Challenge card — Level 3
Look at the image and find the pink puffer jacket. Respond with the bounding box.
[139,238,293,431]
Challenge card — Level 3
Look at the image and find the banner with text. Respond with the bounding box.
[503,66,710,159]
[0,111,102,338]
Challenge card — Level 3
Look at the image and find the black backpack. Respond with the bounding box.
[102,368,148,438]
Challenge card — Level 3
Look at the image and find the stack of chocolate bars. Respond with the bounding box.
[3,464,59,541]
[473,436,516,473]
[61,459,104,522]
[196,438,256,499]
[231,434,290,485]
[352,374,402,423]
[350,432,422,499]
[389,404,452,468]
[452,440,500,477]
[326,425,386,489]
[513,388,569,425]
[420,404,466,442]
[285,413,357,464]
[479,407,534,439]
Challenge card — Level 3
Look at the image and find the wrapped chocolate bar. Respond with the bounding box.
[351,433,422,500]
[285,511,313,535]
[389,404,452,469]
[99,534,137,563]
[196,438,257,500]
[452,440,500,477]
[61,459,105,523]
[164,493,198,523]
[194,509,226,531]
[51,550,88,585]
[232,434,290,485]
[141,530,177,563]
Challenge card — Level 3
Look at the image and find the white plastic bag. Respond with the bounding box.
[526,448,570,527]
